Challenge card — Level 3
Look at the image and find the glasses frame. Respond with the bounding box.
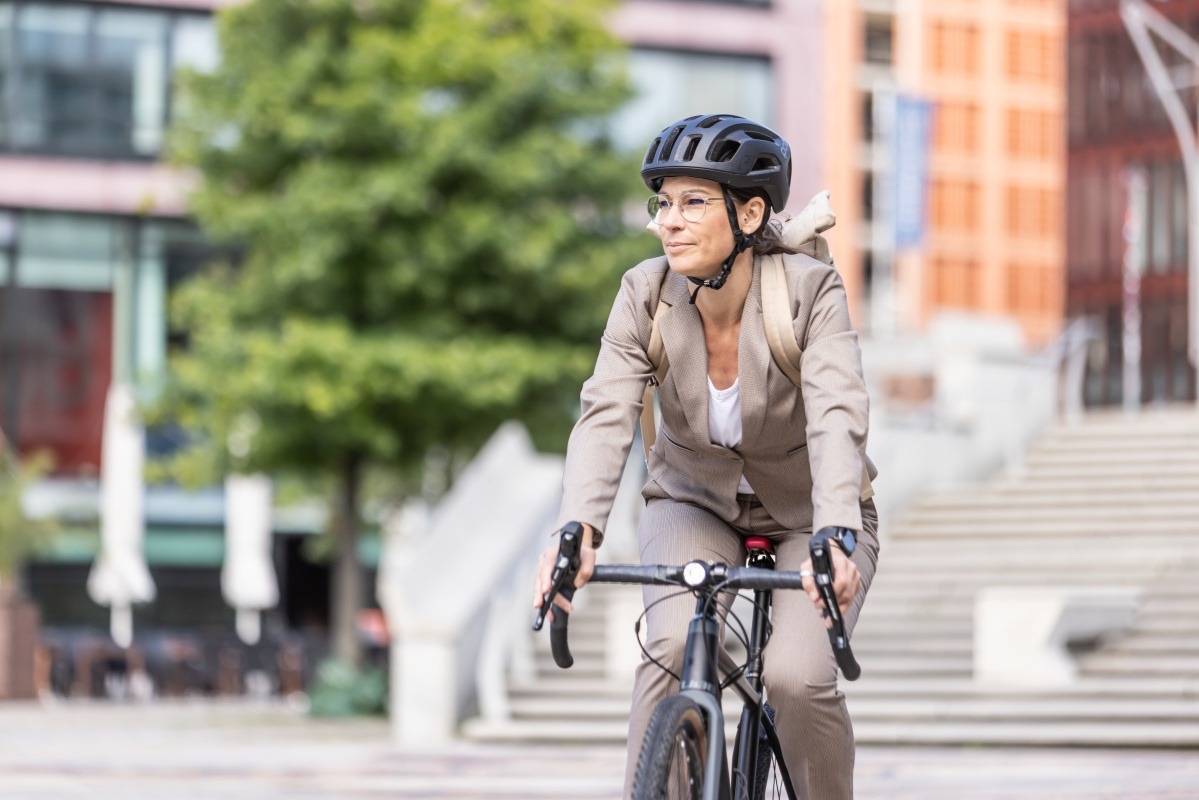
[646,193,723,225]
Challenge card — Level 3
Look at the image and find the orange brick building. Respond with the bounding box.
[825,0,1067,345]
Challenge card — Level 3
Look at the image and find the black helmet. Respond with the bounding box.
[641,114,792,211]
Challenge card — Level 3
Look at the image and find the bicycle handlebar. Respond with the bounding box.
[535,522,863,680]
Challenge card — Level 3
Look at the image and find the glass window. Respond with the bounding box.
[864,18,893,66]
[609,49,772,153]
[136,220,209,389]
[0,3,12,143]
[172,14,217,75]
[95,8,168,155]
[18,213,117,290]
[0,209,13,283]
[13,3,90,152]
[3,212,128,473]
[1150,161,1171,273]
[2,3,213,157]
[1172,159,1187,271]
[1,212,215,470]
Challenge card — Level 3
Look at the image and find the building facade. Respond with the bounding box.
[0,0,848,695]
[1066,0,1197,406]
[877,0,1068,345]
[12,0,1163,694]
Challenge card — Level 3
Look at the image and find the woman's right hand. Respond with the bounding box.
[532,523,597,622]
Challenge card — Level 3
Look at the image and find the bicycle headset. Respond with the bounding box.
[641,113,793,303]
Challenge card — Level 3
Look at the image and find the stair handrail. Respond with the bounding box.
[475,531,546,726]
[1045,315,1102,423]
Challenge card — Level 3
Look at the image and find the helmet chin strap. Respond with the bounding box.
[687,186,759,305]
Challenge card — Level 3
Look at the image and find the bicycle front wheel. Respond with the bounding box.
[632,695,710,800]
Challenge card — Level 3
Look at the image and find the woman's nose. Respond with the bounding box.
[659,202,686,228]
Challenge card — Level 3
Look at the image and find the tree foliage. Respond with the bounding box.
[157,0,653,484]
[0,440,56,585]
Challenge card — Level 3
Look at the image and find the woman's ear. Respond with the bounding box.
[739,196,767,235]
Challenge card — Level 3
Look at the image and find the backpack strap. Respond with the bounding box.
[761,254,804,386]
[641,299,671,462]
[762,253,876,503]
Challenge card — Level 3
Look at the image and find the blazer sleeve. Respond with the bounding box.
[553,266,657,546]
[796,263,870,534]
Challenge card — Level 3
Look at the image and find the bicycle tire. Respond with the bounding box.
[632,695,710,800]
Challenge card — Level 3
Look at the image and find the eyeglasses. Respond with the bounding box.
[646,193,722,224]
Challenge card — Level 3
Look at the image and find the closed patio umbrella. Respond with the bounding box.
[87,383,156,648]
[221,473,278,644]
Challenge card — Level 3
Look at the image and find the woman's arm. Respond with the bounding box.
[796,263,871,535]
[553,264,658,547]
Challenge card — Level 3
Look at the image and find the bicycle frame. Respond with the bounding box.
[670,551,798,800]
[535,521,857,800]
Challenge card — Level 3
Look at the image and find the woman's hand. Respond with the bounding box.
[532,522,597,622]
[801,545,861,629]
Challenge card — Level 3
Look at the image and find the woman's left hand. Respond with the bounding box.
[800,546,861,629]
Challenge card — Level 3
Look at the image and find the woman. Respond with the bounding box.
[534,114,879,800]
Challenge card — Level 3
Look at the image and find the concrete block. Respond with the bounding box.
[975,586,1140,687]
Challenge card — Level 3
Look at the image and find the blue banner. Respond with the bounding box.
[893,96,934,250]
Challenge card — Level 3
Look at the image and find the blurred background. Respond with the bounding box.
[0,0,1197,766]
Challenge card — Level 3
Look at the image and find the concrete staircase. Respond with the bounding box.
[463,407,1199,746]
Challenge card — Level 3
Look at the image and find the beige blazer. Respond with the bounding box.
[555,252,875,547]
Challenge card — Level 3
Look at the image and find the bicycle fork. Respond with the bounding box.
[678,598,728,800]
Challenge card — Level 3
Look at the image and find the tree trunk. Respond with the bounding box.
[330,453,364,668]
[0,579,39,699]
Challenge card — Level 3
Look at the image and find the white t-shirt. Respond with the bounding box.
[707,377,755,495]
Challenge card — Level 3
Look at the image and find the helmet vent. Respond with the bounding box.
[751,155,779,172]
[644,137,662,166]
[659,126,685,162]
[698,114,725,129]
[709,139,740,164]
[680,135,701,162]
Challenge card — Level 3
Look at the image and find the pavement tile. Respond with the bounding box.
[0,701,1197,799]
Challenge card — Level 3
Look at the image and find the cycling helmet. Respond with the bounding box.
[641,114,792,212]
[641,114,792,302]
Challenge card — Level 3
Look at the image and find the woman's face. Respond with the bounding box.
[652,177,761,280]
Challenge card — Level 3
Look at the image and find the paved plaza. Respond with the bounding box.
[0,701,1197,799]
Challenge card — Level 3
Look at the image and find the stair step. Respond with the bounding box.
[462,717,1199,748]
[900,505,1199,525]
[851,721,1199,747]
[889,520,1199,538]
[472,409,1199,749]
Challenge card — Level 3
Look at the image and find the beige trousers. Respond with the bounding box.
[623,495,880,800]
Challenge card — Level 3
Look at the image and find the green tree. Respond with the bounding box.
[0,435,56,589]
[158,0,651,667]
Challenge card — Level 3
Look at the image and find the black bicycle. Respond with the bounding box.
[533,521,860,800]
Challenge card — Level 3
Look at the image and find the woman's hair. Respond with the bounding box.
[723,185,800,256]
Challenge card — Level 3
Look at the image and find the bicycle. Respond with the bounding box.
[533,521,861,800]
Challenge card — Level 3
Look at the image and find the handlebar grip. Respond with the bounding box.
[725,567,807,591]
[591,564,681,585]
[835,645,861,681]
[549,585,576,668]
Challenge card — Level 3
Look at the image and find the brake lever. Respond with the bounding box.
[809,534,861,681]
[532,521,583,632]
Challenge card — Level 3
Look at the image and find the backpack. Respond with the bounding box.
[639,191,876,500]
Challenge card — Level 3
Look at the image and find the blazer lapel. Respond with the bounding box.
[738,256,771,450]
[658,270,712,447]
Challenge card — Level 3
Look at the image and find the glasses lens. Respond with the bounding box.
[647,196,663,221]
[680,197,708,223]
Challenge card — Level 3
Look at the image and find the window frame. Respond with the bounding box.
[0,0,213,161]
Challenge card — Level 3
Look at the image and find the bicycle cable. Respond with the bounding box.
[633,588,699,683]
